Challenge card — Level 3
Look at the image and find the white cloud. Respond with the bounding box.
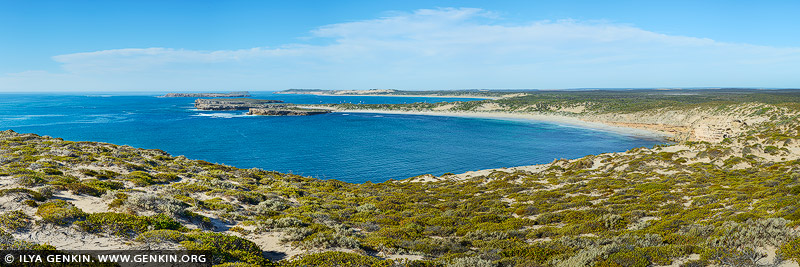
[3,7,800,91]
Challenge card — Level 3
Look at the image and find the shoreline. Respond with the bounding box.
[275,92,501,100]
[324,108,674,141]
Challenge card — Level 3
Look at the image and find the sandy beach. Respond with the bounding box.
[317,108,673,140]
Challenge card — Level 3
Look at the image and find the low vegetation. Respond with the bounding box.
[1,89,799,266]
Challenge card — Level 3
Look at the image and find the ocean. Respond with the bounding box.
[0,92,663,183]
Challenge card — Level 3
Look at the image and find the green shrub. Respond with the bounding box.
[23,199,38,207]
[181,232,269,265]
[84,180,124,191]
[64,182,103,196]
[16,173,46,186]
[35,200,86,225]
[500,244,564,265]
[153,173,180,183]
[126,171,155,186]
[282,251,385,267]
[77,213,182,237]
[79,169,119,180]
[136,229,187,244]
[779,237,800,263]
[107,192,129,209]
[0,229,56,250]
[600,249,650,267]
[201,198,237,212]
[41,168,63,175]
[0,188,46,201]
[0,211,32,231]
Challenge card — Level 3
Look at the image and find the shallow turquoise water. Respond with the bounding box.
[0,92,662,183]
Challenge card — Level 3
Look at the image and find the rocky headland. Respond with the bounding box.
[194,98,284,110]
[247,108,331,116]
[159,91,251,98]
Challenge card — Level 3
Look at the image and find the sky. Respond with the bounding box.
[1,0,799,91]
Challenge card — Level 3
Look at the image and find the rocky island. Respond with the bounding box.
[194,98,284,110]
[247,107,331,116]
[160,91,251,98]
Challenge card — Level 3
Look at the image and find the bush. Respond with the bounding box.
[136,229,187,245]
[77,213,182,237]
[123,193,186,217]
[37,186,55,199]
[779,237,800,263]
[16,173,46,186]
[283,251,385,267]
[255,199,289,214]
[126,171,156,186]
[84,180,124,191]
[181,232,269,265]
[0,211,32,231]
[0,188,46,201]
[80,169,119,179]
[35,200,86,225]
[500,245,563,265]
[63,183,103,196]
[600,249,650,267]
[200,198,236,212]
[153,173,180,183]
[446,256,495,267]
[0,229,55,250]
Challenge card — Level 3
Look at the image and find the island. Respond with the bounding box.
[159,91,251,98]
[194,98,284,110]
[247,107,331,116]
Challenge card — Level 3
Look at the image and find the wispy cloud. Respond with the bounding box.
[3,7,800,91]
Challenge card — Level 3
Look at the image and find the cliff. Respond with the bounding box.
[194,98,284,110]
[160,91,251,98]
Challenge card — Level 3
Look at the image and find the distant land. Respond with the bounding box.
[276,88,800,100]
[159,91,251,98]
[305,88,800,142]
[276,89,526,99]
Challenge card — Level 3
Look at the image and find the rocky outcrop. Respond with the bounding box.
[194,98,284,110]
[247,108,331,116]
[160,91,251,98]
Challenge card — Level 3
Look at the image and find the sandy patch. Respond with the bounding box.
[55,191,109,213]
[249,232,306,260]
[13,224,132,250]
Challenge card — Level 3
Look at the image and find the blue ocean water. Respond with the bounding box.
[0,92,663,183]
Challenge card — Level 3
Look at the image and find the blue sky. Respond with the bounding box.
[1,0,799,91]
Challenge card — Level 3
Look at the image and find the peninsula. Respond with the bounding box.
[160,91,251,98]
